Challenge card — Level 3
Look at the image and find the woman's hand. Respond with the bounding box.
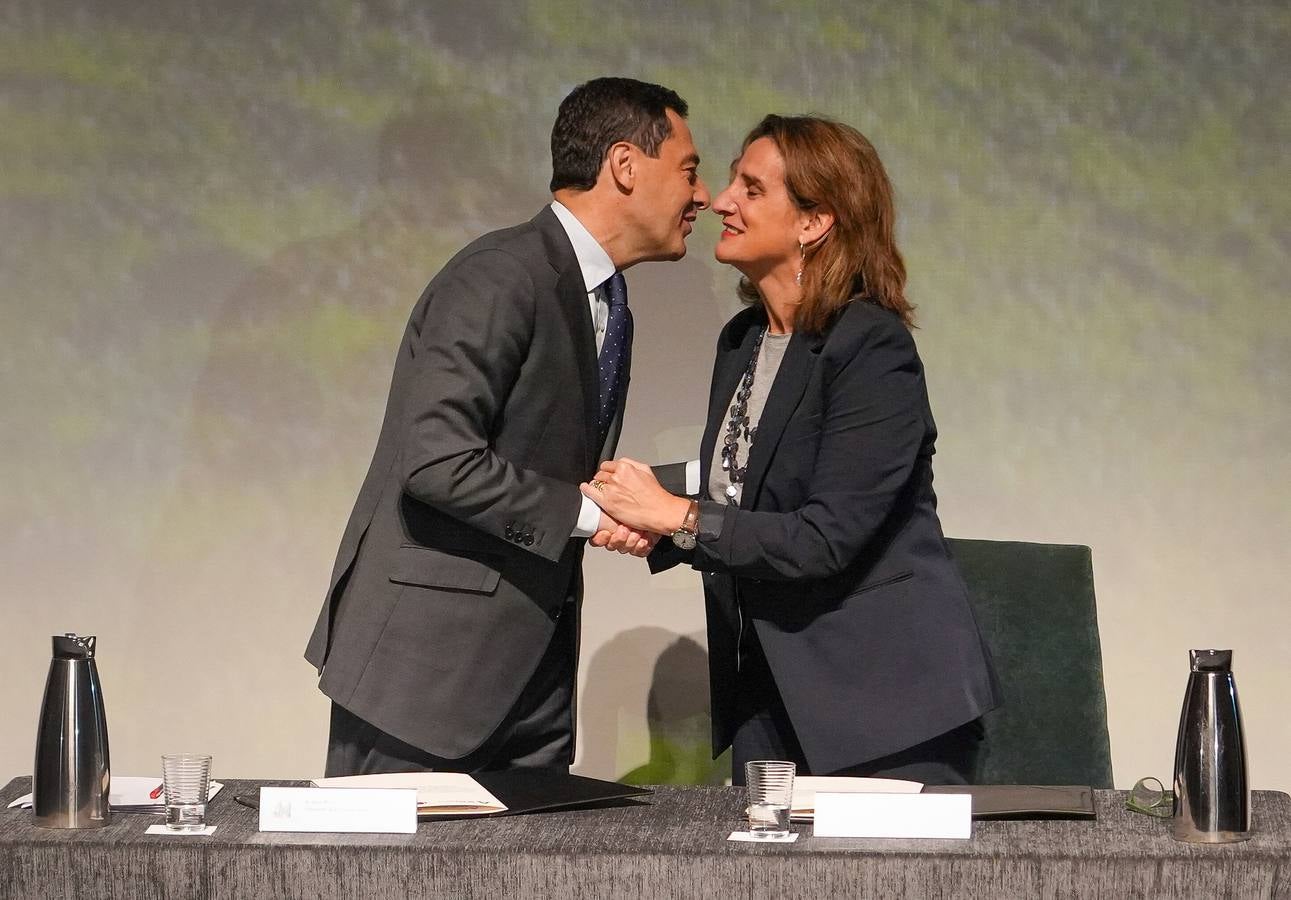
[581,458,692,536]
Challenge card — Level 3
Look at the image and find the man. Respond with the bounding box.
[304,77,709,775]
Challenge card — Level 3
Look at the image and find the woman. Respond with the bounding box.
[585,115,1000,784]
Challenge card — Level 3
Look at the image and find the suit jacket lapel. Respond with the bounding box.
[739,328,825,509]
[699,310,763,498]
[535,207,600,473]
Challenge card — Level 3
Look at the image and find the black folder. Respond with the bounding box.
[462,769,651,818]
[921,784,1096,820]
[234,772,650,819]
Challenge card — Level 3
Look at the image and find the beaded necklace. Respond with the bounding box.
[719,327,768,499]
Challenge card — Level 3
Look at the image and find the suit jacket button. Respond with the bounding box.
[524,534,534,545]
[505,524,514,538]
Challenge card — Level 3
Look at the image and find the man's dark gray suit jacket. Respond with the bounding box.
[305,206,622,760]
[653,300,1000,775]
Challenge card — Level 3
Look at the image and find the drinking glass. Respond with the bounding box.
[161,754,212,831]
[745,760,795,839]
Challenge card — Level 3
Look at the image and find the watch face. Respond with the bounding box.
[672,530,697,551]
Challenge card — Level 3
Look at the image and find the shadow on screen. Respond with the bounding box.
[578,627,729,787]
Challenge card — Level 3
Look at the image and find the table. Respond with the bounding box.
[2,778,1288,899]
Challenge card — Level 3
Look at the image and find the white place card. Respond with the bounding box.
[258,787,417,834]
[813,791,972,839]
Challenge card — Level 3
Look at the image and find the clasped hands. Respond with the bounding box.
[580,458,691,557]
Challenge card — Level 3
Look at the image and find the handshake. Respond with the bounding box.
[579,458,693,558]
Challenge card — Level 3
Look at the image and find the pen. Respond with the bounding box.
[149,783,164,800]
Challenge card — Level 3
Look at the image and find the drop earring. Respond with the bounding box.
[795,241,805,286]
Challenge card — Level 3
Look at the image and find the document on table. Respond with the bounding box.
[790,776,923,822]
[311,772,507,816]
[7,777,224,811]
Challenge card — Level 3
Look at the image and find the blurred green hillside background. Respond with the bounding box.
[1,0,1287,788]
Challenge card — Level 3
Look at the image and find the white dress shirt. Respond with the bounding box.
[549,200,618,538]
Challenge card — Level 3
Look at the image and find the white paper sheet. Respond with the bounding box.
[790,775,923,821]
[8,777,224,811]
[311,772,506,815]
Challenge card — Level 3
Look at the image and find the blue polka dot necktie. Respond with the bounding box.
[597,271,632,449]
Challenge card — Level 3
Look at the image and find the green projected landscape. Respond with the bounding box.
[0,1,1287,787]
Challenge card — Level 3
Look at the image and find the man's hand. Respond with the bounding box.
[588,510,659,557]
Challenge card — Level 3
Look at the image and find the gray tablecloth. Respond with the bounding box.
[2,778,1288,899]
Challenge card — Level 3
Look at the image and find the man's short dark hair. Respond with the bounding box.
[550,77,688,192]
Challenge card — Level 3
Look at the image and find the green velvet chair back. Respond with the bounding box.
[947,538,1114,788]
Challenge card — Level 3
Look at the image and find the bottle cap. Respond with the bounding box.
[1189,648,1232,672]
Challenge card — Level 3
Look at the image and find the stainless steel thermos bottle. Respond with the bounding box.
[33,633,111,828]
[1171,648,1250,842]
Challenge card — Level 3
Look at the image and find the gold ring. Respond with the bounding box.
[591,479,606,491]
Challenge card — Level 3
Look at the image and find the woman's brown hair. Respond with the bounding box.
[736,115,914,332]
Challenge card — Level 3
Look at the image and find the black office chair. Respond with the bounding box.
[947,538,1114,787]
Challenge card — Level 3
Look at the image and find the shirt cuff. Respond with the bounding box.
[685,459,701,496]
[571,493,603,538]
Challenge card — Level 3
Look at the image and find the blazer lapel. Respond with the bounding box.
[536,207,600,473]
[739,328,825,509]
[699,311,763,498]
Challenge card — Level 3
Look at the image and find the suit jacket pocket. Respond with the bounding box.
[780,412,823,444]
[851,569,914,595]
[389,544,503,594]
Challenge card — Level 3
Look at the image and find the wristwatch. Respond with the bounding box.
[671,500,700,551]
